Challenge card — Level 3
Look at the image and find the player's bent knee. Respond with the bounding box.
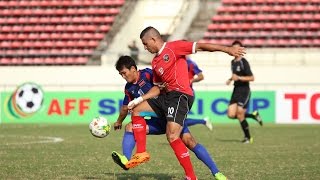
[236,112,245,120]
[125,123,133,132]
[166,132,180,143]
[181,134,197,149]
[228,113,236,119]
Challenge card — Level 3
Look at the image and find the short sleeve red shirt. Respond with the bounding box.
[151,40,196,96]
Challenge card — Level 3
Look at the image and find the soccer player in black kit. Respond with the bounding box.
[226,40,263,144]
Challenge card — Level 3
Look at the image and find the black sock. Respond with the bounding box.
[245,113,258,122]
[245,113,254,118]
[240,119,251,139]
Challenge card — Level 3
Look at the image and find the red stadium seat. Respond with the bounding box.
[74,57,88,64]
[1,41,12,48]
[44,57,56,64]
[11,41,23,48]
[312,39,320,46]
[309,23,320,29]
[33,58,45,64]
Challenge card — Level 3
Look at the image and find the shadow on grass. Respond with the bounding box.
[84,172,174,180]
[215,138,240,143]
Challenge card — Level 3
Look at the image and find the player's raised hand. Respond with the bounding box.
[128,97,144,109]
[113,121,122,130]
[226,78,232,85]
[228,46,246,57]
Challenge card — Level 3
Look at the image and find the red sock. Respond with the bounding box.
[170,138,196,179]
[131,116,147,153]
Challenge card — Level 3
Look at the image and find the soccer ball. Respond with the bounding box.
[14,82,44,114]
[89,116,111,138]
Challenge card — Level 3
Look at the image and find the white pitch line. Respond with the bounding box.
[0,135,64,145]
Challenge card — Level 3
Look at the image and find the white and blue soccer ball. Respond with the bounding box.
[89,116,111,138]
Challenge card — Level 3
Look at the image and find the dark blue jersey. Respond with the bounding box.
[122,68,191,135]
[187,58,202,88]
[123,68,153,105]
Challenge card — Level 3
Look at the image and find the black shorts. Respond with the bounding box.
[147,91,194,126]
[229,86,251,109]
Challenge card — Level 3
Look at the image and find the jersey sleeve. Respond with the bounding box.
[230,60,235,73]
[171,40,196,56]
[243,59,253,76]
[191,61,202,75]
[144,68,153,84]
[152,68,162,85]
[122,86,132,105]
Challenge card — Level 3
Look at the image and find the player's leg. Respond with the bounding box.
[185,118,205,126]
[227,103,238,119]
[166,92,197,180]
[180,127,227,180]
[125,101,155,169]
[116,123,134,160]
[112,121,157,170]
[130,101,152,154]
[227,88,238,119]
[237,87,253,143]
[185,117,213,131]
[237,106,252,143]
[245,110,263,126]
[112,123,133,171]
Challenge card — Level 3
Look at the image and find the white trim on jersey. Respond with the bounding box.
[192,42,197,54]
[157,42,166,56]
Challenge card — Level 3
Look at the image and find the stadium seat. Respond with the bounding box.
[0,0,125,65]
[205,0,320,48]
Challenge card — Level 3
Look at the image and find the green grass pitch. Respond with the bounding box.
[0,123,319,180]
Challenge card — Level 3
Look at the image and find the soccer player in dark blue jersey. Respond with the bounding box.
[184,57,213,130]
[111,55,225,178]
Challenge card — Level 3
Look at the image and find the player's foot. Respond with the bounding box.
[111,151,129,170]
[242,137,253,144]
[125,152,150,169]
[214,172,227,180]
[204,117,213,131]
[252,110,263,126]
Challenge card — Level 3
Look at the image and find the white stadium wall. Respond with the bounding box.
[1,63,318,91]
[0,61,319,124]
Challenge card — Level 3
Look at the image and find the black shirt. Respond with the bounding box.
[231,57,253,87]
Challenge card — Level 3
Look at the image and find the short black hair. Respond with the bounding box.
[140,26,161,39]
[115,55,137,71]
[232,40,243,47]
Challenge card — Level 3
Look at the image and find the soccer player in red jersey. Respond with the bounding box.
[126,26,245,180]
[112,56,226,179]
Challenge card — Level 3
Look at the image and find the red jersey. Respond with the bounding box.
[151,40,196,96]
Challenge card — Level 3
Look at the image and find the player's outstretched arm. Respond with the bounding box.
[141,86,160,100]
[196,43,246,57]
[114,105,129,130]
[191,72,204,83]
[128,86,160,109]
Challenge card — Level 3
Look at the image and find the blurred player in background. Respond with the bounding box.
[125,26,245,180]
[128,40,140,64]
[184,57,212,130]
[112,55,226,179]
[226,40,263,144]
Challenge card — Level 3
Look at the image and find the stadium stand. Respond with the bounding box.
[201,0,320,48]
[0,0,126,65]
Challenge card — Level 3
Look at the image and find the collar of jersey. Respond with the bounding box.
[157,42,166,56]
[133,71,141,84]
